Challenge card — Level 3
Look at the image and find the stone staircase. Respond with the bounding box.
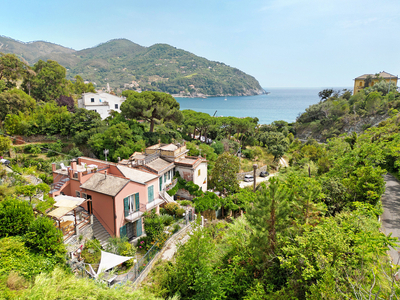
[50,177,69,194]
[161,189,176,203]
[92,215,111,248]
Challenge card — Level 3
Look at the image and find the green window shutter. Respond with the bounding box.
[123,197,129,217]
[148,185,154,202]
[135,193,139,211]
[136,218,142,236]
[164,173,167,181]
[120,224,127,238]
[159,176,163,191]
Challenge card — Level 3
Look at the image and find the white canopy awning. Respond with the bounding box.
[96,250,133,276]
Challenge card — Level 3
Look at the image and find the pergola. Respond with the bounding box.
[48,195,89,240]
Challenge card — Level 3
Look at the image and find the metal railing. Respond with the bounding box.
[115,219,194,285]
[124,203,147,222]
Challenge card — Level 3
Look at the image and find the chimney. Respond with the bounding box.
[118,157,121,163]
[71,159,77,171]
[105,171,107,178]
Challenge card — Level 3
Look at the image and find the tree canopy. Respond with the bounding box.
[121,91,183,132]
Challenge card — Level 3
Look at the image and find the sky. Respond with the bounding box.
[1,0,399,88]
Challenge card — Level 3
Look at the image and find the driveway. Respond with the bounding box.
[239,173,276,188]
[381,174,400,264]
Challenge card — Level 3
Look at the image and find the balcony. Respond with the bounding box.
[146,197,165,211]
[125,203,146,222]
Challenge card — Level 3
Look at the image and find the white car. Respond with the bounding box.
[244,175,254,182]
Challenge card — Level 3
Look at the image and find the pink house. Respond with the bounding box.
[51,157,166,239]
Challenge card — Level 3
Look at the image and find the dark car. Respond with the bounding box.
[260,171,269,177]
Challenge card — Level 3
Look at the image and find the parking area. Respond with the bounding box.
[239,173,276,188]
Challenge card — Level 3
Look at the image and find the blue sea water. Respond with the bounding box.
[175,87,350,125]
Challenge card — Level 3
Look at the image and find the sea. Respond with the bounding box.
[175,87,351,125]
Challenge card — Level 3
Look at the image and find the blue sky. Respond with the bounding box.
[1,0,399,88]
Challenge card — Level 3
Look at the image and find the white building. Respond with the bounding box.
[77,92,126,120]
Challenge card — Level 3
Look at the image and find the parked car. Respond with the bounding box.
[244,175,254,182]
[0,159,10,166]
[260,171,269,177]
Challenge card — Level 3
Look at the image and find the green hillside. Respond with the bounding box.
[0,36,265,96]
[0,35,74,64]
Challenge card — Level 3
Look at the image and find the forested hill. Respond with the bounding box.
[0,36,265,97]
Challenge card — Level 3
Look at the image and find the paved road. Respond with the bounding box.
[239,173,276,188]
[381,174,400,264]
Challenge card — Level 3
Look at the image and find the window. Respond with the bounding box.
[167,170,170,180]
[164,173,167,182]
[76,191,81,197]
[99,99,102,102]
[198,169,201,176]
[148,185,154,203]
[124,193,140,217]
[93,109,97,113]
[91,98,94,102]
[82,192,87,199]
[115,104,118,109]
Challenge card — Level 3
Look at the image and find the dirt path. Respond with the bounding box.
[381,174,400,264]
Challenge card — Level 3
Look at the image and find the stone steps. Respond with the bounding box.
[92,215,111,248]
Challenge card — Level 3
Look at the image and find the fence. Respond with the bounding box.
[115,218,194,286]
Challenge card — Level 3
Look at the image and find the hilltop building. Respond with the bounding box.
[77,92,126,119]
[353,71,398,95]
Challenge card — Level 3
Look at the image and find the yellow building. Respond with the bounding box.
[353,71,398,94]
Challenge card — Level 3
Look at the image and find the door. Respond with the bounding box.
[136,218,142,236]
[87,200,93,215]
[126,222,134,239]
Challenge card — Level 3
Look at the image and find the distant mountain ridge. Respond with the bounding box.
[0,36,265,97]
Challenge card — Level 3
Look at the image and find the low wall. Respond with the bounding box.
[133,222,193,288]
[236,165,269,181]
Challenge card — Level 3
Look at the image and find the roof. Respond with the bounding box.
[117,165,158,184]
[54,195,86,208]
[160,144,178,151]
[146,158,174,173]
[48,206,76,219]
[355,71,398,80]
[80,172,130,196]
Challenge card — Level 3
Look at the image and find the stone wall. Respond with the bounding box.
[236,165,268,181]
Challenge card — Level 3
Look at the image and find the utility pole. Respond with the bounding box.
[253,164,258,192]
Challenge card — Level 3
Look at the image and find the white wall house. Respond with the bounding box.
[77,92,126,120]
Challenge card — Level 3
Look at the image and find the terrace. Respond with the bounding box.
[47,195,92,241]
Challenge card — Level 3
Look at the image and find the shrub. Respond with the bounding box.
[143,211,164,241]
[7,271,27,290]
[81,239,102,264]
[176,208,185,218]
[159,214,174,226]
[0,198,34,237]
[177,200,192,207]
[172,224,180,234]
[0,236,59,279]
[164,202,179,216]
[24,217,66,259]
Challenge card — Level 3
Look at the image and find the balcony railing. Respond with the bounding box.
[146,197,165,211]
[125,203,147,222]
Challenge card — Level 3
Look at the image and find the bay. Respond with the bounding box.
[175,87,351,125]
